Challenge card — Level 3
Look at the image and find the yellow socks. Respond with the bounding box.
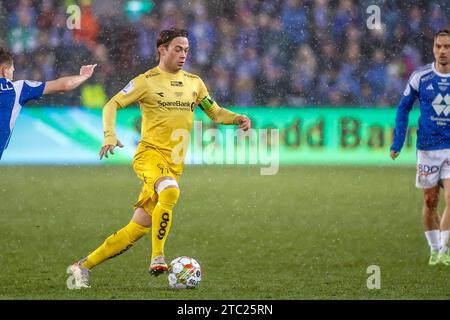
[151,187,180,259]
[80,187,180,269]
[82,220,150,269]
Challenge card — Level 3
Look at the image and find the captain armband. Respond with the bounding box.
[199,95,215,111]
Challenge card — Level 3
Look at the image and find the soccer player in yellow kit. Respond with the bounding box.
[69,28,251,288]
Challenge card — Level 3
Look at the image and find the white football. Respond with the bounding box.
[168,256,201,289]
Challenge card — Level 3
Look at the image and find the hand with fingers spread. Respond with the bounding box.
[43,64,97,95]
[80,64,97,79]
[99,139,124,160]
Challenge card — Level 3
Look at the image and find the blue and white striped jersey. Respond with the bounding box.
[0,78,45,159]
[391,63,450,152]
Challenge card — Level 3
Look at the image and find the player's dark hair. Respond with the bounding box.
[434,29,450,40]
[0,47,13,67]
[156,28,188,62]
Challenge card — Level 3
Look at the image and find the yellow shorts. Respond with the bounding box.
[132,143,181,215]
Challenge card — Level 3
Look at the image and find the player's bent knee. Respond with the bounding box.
[132,207,152,228]
[155,178,180,208]
[155,178,179,194]
[158,186,180,208]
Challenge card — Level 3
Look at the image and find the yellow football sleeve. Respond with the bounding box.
[112,75,147,108]
[196,78,240,124]
[205,103,240,124]
[102,75,147,146]
[102,99,120,146]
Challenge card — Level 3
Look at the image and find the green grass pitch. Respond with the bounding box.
[0,165,449,299]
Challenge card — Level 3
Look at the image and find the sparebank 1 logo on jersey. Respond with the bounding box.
[431,76,450,122]
[432,93,450,117]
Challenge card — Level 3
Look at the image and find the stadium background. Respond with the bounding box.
[1,0,448,107]
[1,0,450,300]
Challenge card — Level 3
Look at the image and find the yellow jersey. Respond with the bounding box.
[105,66,239,174]
[112,66,207,151]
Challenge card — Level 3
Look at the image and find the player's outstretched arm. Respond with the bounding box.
[43,64,97,95]
[199,96,251,131]
[205,105,251,132]
[99,99,123,160]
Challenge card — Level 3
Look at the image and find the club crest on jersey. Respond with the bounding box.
[121,81,134,94]
[438,79,449,92]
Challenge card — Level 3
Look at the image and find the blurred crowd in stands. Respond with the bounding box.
[0,0,448,107]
